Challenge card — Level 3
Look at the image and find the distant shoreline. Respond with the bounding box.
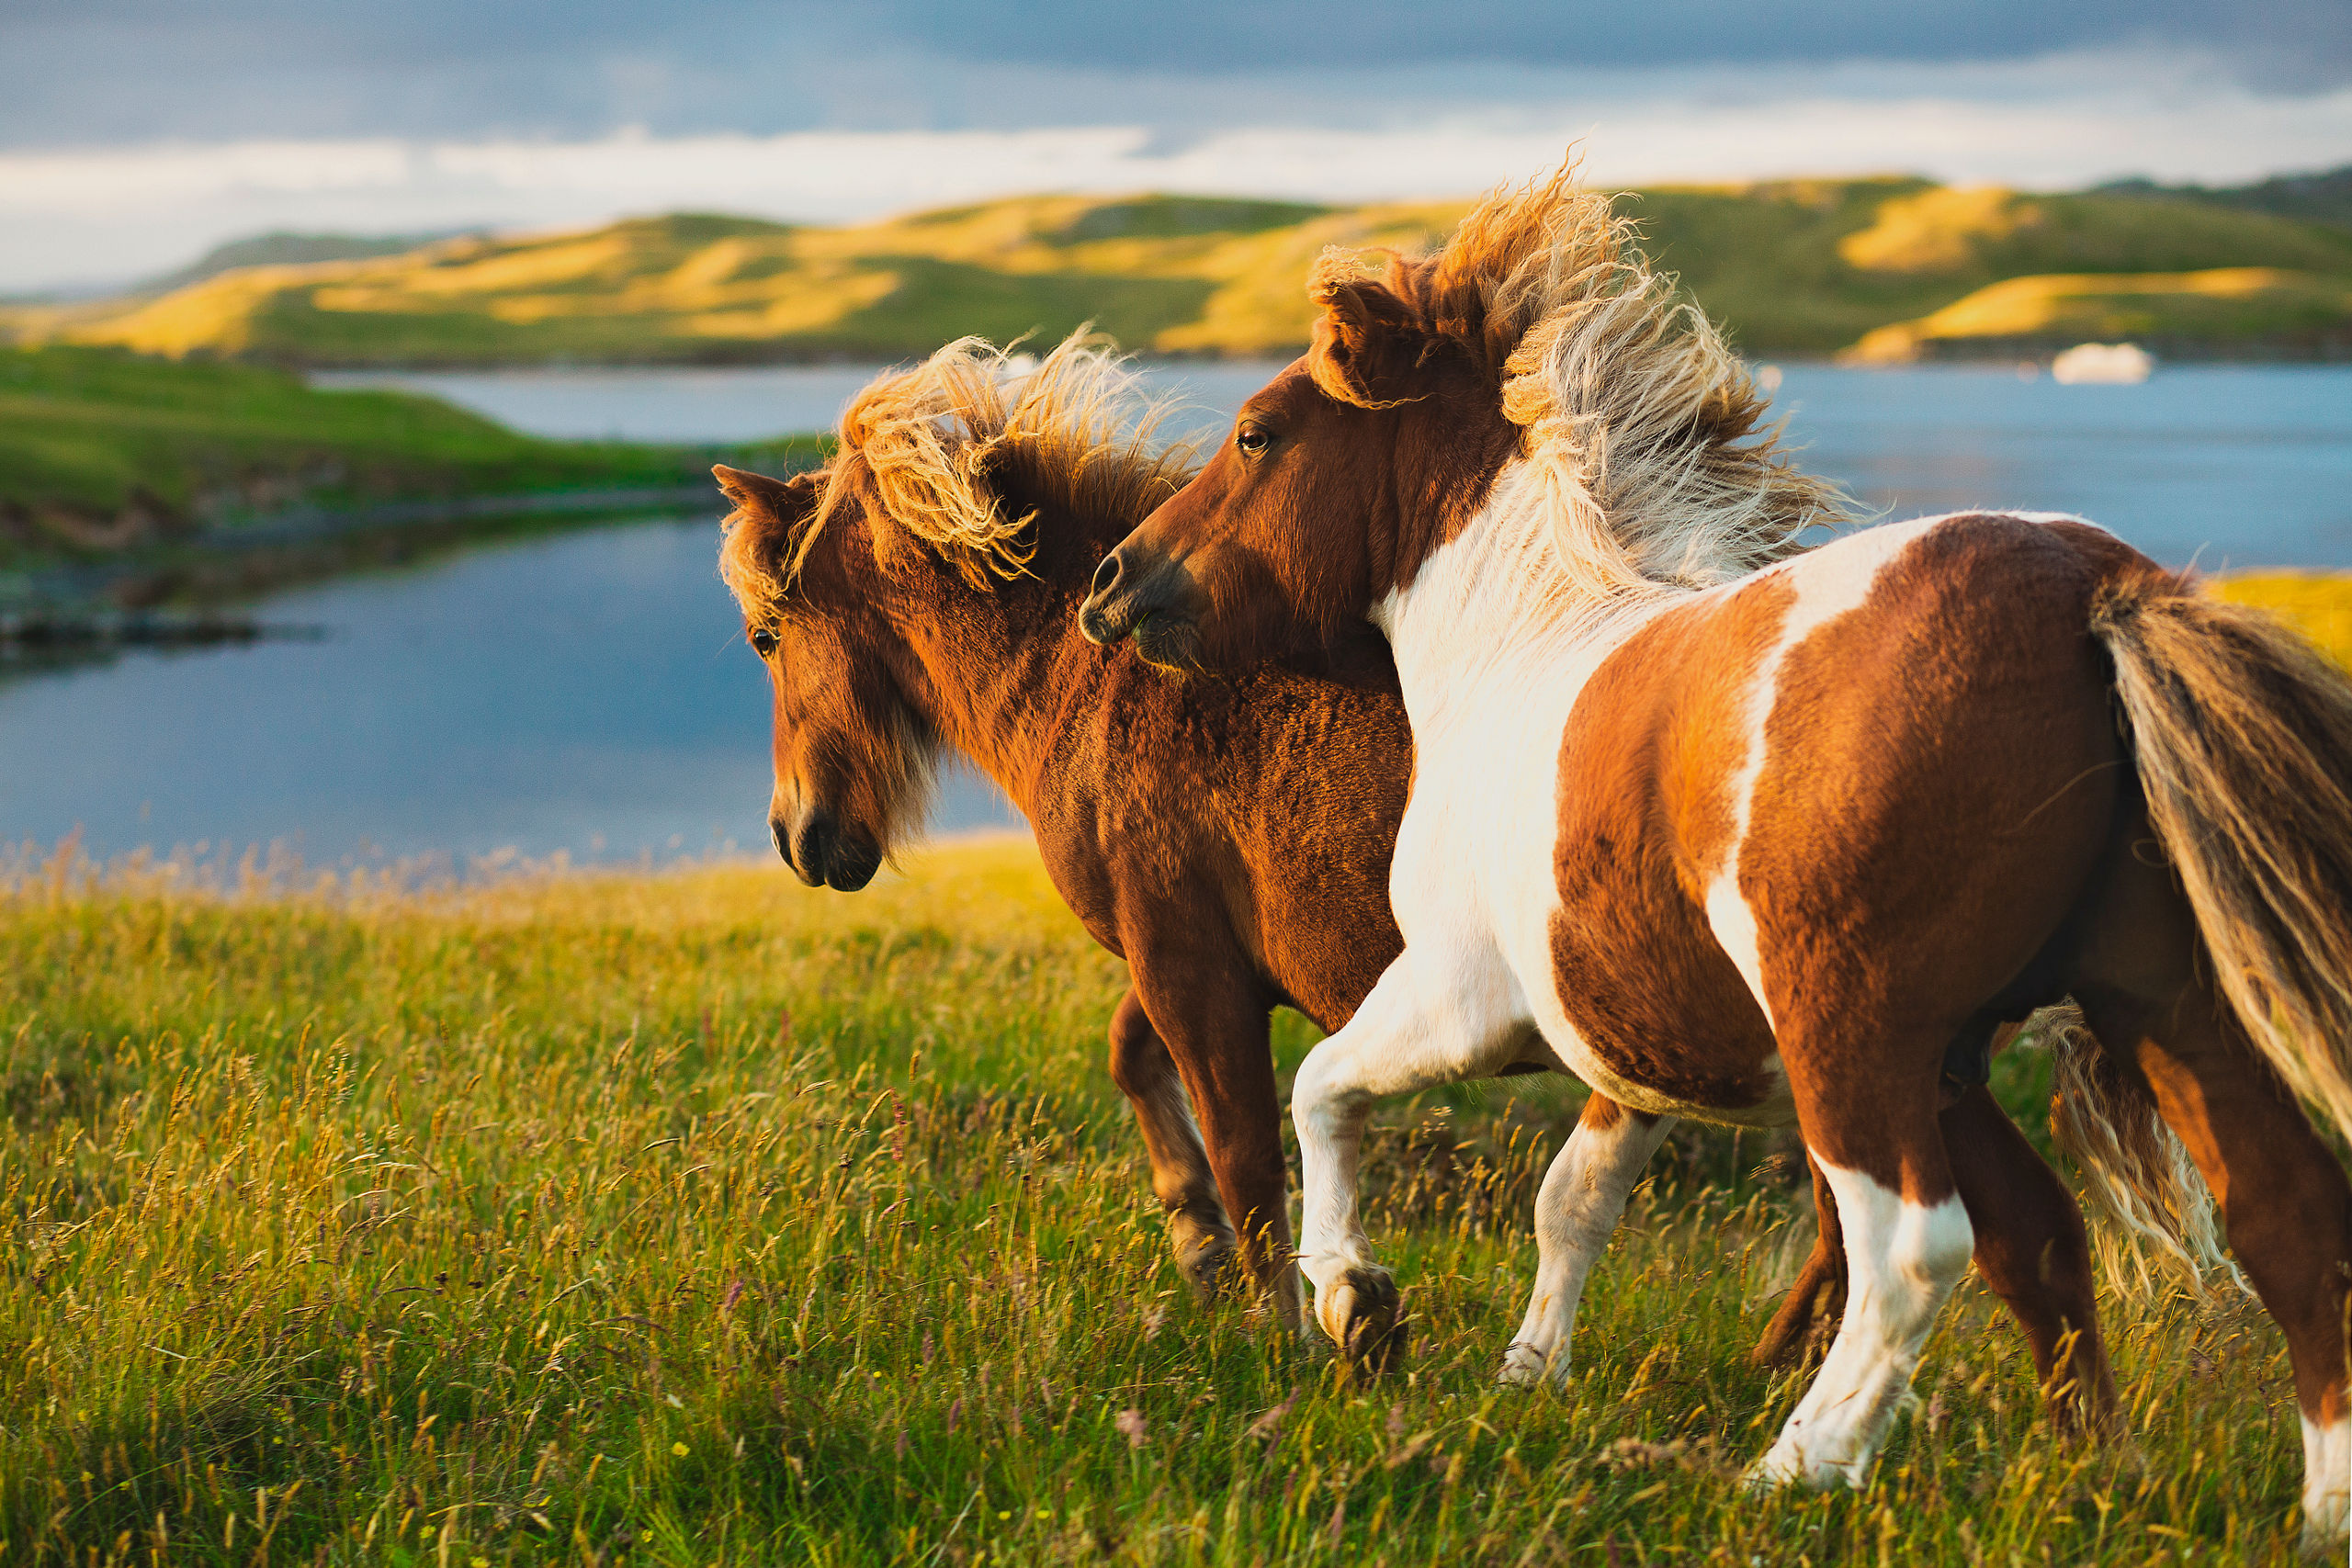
[4,482,729,620]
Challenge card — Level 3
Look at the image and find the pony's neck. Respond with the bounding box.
[1374,459,1677,734]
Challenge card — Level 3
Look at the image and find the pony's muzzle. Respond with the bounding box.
[772,801,880,892]
[1079,547,1136,645]
[1080,545,1193,650]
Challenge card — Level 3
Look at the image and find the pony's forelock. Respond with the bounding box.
[734,332,1201,614]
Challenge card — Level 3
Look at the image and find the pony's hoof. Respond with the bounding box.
[1320,1267,1407,1376]
[2299,1495,2349,1562]
[1745,1439,1862,1495]
[1496,1342,1551,1388]
[1179,1234,1238,1300]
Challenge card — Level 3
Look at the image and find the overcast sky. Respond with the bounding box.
[5,0,2350,291]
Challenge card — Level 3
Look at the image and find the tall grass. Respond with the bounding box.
[0,838,2309,1564]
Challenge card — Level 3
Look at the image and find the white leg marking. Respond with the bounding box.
[1498,1110,1676,1387]
[2300,1413,2350,1556]
[1293,946,1532,1346]
[1750,1160,1973,1490]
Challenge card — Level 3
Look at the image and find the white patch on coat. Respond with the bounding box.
[1702,513,1956,1030]
[1750,1161,1973,1490]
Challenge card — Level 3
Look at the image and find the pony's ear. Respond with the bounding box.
[1306,262,1425,409]
[713,464,818,519]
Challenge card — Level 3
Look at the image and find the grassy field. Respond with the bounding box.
[0,345,820,576]
[10,179,2349,367]
[0,829,2316,1566]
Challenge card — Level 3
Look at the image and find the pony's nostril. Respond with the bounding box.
[1090,550,1124,598]
[769,818,792,865]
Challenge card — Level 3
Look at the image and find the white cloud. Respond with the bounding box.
[5,58,2349,292]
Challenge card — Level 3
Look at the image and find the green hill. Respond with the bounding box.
[2098,164,2352,234]
[14,178,2348,368]
[131,227,489,295]
[0,344,817,578]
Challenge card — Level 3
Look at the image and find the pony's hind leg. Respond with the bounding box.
[1751,1156,1846,1371]
[1498,1095,1673,1387]
[1751,1067,1974,1490]
[1940,1083,2117,1434]
[1106,989,1238,1300]
[1293,943,1534,1371]
[2071,841,2352,1554]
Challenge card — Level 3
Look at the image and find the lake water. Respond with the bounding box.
[11,363,2352,867]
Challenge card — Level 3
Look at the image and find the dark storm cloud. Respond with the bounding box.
[896,0,2346,81]
[5,0,2345,148]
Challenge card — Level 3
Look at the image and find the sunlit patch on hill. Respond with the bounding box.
[2213,573,2352,671]
[1849,268,2352,361]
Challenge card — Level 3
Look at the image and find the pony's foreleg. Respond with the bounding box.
[1750,1076,1973,1491]
[1294,946,1532,1371]
[1127,958,1301,1328]
[1498,1095,1672,1387]
[1106,989,1238,1298]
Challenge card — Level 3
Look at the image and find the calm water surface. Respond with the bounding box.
[13,364,2350,865]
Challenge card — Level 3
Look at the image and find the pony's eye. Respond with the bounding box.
[1235,424,1271,457]
[749,627,779,658]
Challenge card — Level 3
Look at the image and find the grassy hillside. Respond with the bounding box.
[15,180,2351,367]
[0,837,2312,1565]
[0,344,817,574]
[2098,165,2352,234]
[2212,572,2352,667]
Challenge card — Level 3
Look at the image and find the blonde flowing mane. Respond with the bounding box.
[1312,162,1854,593]
[719,333,1199,623]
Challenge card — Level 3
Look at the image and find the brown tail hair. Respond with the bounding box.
[2089,573,2352,1154]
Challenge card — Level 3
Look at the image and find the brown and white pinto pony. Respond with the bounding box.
[1080,172,2352,1550]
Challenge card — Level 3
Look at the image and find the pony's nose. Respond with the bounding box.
[769,817,791,865]
[1080,549,1133,645]
[1090,549,1125,599]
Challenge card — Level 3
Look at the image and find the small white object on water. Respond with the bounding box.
[2051,343,2154,385]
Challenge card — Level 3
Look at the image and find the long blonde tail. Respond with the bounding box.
[2089,575,2352,1151]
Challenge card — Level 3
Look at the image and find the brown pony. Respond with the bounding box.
[1081,169,2352,1550]
[715,333,1413,1319]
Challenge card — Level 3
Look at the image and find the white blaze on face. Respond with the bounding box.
[1751,1159,1973,1490]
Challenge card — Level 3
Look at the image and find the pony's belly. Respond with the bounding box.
[1546,1029,1796,1127]
[1515,903,1793,1125]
